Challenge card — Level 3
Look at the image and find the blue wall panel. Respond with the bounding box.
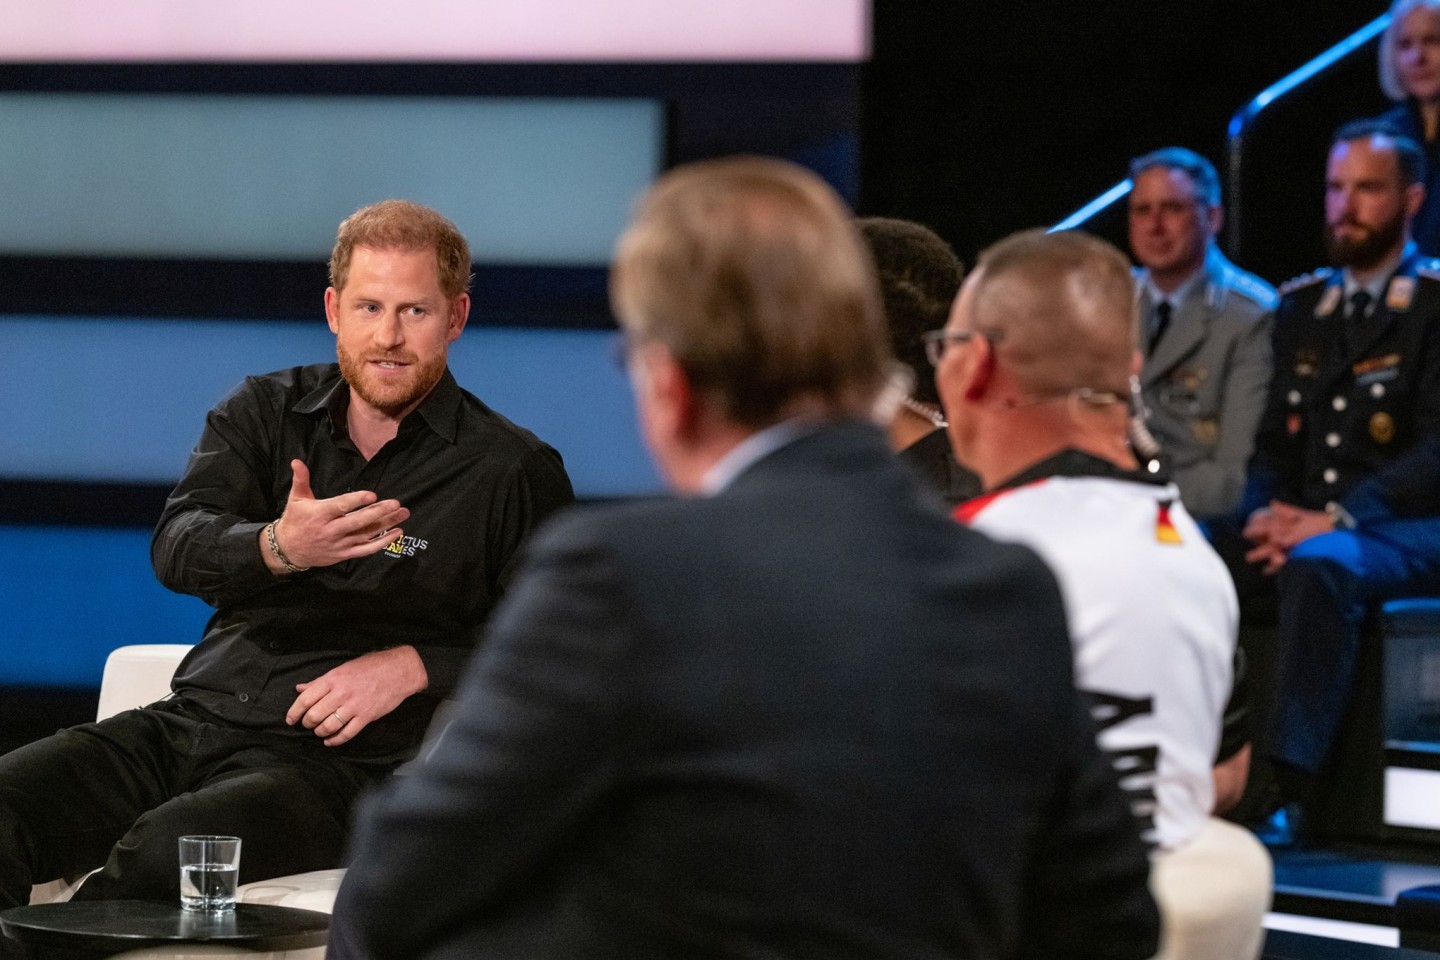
[2,525,213,687]
[5,317,660,497]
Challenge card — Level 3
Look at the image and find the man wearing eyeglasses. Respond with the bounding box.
[328,160,1159,960]
[1127,147,1276,521]
[937,229,1268,960]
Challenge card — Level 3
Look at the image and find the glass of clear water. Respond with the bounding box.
[178,835,242,911]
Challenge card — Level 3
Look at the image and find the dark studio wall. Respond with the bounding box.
[861,0,1392,284]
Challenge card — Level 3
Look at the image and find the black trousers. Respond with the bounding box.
[0,698,385,928]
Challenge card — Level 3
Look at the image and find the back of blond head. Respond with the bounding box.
[611,156,890,426]
[968,229,1137,398]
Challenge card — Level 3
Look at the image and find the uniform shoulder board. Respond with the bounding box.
[1228,270,1279,310]
[1416,258,1440,282]
[1278,269,1332,297]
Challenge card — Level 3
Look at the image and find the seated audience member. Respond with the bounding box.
[1235,120,1440,592]
[1378,0,1440,255]
[857,216,981,505]
[1265,431,1440,825]
[328,158,1159,960]
[1220,121,1440,837]
[0,201,573,935]
[1128,147,1275,520]
[940,229,1269,960]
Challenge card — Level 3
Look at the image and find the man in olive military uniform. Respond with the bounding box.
[1240,119,1440,834]
[1130,147,1275,520]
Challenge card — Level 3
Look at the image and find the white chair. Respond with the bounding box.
[28,645,195,906]
[94,644,196,722]
[1148,817,1273,960]
[29,646,347,914]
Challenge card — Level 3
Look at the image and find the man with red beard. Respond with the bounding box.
[1230,120,1440,842]
[0,200,573,925]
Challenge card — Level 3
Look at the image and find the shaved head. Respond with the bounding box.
[938,229,1140,487]
[962,229,1137,399]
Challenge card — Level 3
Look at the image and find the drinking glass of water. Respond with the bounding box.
[178,835,242,911]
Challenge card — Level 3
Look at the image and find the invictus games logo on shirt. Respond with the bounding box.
[383,535,429,559]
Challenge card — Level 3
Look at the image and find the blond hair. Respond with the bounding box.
[1380,0,1440,101]
[611,156,889,426]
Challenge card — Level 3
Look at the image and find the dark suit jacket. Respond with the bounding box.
[333,422,1158,960]
[1342,430,1440,559]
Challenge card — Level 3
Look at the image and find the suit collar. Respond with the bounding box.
[721,420,891,494]
[1140,262,1205,311]
[1139,247,1226,385]
[1315,244,1419,389]
[702,419,821,495]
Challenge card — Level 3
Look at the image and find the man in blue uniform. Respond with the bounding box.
[1269,432,1440,789]
[1238,120,1440,833]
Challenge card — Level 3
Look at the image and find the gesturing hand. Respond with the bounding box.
[286,646,429,747]
[268,459,410,571]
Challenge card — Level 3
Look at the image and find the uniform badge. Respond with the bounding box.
[1192,418,1218,444]
[1354,353,1402,386]
[1387,275,1415,311]
[1353,353,1401,376]
[1370,412,1396,444]
[1287,413,1302,435]
[1315,285,1342,317]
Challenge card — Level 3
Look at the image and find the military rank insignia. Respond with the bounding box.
[1387,275,1415,311]
[1315,285,1342,317]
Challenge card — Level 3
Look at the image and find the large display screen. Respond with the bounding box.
[0,94,663,263]
[3,0,869,62]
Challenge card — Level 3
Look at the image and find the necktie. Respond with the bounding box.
[1347,289,1372,322]
[1147,301,1172,356]
[1344,289,1372,355]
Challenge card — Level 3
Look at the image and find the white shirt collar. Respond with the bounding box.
[1143,261,1205,310]
[1344,241,1414,303]
[701,419,818,495]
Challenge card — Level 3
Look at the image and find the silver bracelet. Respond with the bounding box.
[265,520,309,574]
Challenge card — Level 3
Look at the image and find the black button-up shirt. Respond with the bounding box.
[151,363,574,764]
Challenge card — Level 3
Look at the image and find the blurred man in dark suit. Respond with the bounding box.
[329,157,1158,960]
